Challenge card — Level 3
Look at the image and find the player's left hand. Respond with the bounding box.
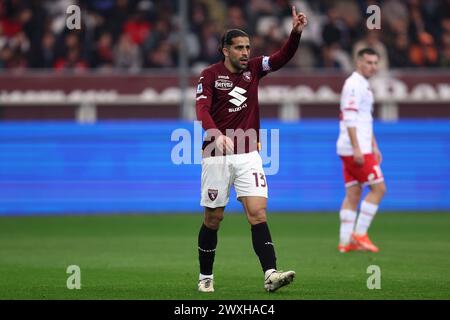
[291,6,307,34]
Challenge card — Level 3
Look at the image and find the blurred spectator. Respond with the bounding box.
[32,31,56,68]
[292,42,318,70]
[122,2,152,45]
[409,31,439,67]
[195,20,221,64]
[382,0,410,35]
[319,6,349,71]
[226,6,248,30]
[322,7,342,47]
[143,18,171,53]
[438,16,450,68]
[336,1,363,52]
[0,24,6,52]
[247,0,280,36]
[0,45,13,68]
[190,0,209,35]
[113,33,142,72]
[247,33,265,58]
[104,0,132,42]
[320,42,352,71]
[145,40,175,68]
[388,32,413,68]
[440,46,450,68]
[54,47,88,72]
[91,31,114,69]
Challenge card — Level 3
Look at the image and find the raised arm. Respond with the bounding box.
[291,5,308,34]
[267,6,307,71]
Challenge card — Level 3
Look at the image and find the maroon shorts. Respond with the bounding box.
[340,153,384,187]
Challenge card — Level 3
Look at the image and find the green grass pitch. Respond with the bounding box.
[0,212,449,300]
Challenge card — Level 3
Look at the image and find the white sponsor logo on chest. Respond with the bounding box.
[215,79,233,90]
[228,86,247,111]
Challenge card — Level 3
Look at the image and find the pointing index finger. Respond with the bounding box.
[292,5,297,18]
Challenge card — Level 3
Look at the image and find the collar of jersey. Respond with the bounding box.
[353,71,369,86]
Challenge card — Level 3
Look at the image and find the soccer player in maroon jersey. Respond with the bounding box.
[195,6,307,293]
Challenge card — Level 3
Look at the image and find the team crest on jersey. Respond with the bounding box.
[243,71,252,82]
[215,79,233,90]
[208,189,218,201]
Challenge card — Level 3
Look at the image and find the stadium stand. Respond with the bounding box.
[0,0,449,71]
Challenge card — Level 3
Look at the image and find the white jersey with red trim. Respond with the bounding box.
[337,71,374,156]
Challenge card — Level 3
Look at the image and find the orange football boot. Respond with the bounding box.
[351,233,379,252]
[338,242,359,253]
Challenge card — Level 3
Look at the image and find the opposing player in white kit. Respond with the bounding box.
[195,7,307,292]
[337,48,387,253]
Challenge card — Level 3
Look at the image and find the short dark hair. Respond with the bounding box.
[357,48,379,58]
[218,29,249,55]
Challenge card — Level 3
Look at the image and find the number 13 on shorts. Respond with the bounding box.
[252,172,267,187]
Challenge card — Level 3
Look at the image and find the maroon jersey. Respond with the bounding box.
[196,31,301,155]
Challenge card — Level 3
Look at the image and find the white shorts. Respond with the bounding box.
[200,151,268,208]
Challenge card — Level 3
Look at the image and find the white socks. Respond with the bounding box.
[339,209,357,245]
[199,273,213,281]
[355,201,378,235]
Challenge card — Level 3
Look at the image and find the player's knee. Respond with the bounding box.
[375,183,387,197]
[248,207,267,224]
[204,211,224,229]
[346,190,361,205]
[204,218,222,230]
